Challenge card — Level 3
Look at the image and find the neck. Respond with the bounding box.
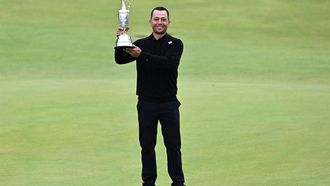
[152,32,166,40]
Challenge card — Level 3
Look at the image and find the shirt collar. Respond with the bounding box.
[150,33,168,42]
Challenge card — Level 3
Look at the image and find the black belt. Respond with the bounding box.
[138,95,177,103]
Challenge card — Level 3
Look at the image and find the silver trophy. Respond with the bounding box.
[115,0,133,49]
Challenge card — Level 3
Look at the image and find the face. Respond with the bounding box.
[149,10,170,35]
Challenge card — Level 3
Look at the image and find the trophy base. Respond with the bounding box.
[115,33,133,49]
[115,45,135,49]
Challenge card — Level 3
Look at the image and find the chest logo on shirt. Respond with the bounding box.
[168,41,173,45]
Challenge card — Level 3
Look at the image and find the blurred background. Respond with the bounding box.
[1,0,329,185]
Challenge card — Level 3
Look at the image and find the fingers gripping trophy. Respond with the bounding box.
[115,0,134,49]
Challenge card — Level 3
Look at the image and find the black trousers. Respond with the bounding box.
[137,99,185,186]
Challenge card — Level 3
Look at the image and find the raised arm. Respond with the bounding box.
[115,48,136,64]
[114,27,136,64]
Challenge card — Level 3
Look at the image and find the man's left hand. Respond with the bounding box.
[124,45,141,58]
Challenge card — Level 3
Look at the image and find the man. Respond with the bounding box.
[114,6,185,186]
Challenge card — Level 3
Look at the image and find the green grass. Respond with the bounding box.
[1,0,330,185]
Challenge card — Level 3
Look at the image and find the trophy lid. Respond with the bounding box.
[121,0,127,10]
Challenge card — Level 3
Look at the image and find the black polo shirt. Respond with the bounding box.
[115,34,184,101]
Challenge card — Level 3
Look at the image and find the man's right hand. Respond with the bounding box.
[116,27,129,37]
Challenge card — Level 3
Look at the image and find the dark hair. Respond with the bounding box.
[150,7,170,20]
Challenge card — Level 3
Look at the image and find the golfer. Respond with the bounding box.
[115,6,185,186]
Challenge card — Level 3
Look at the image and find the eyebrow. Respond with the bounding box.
[152,16,168,19]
